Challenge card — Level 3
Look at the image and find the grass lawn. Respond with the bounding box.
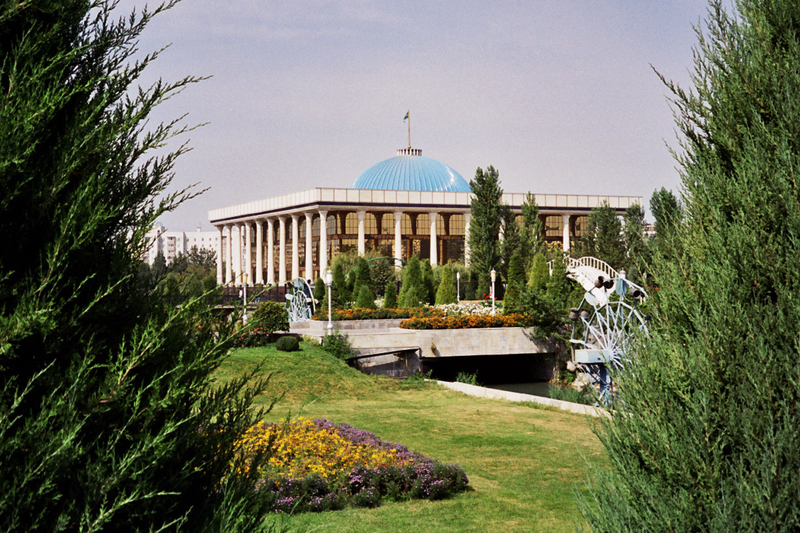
[215,341,606,532]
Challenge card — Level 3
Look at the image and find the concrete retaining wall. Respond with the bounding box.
[291,319,557,358]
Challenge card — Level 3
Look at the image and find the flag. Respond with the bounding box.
[403,111,409,122]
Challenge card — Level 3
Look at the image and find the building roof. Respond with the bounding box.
[350,148,472,193]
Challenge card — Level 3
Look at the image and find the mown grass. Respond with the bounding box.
[215,341,606,532]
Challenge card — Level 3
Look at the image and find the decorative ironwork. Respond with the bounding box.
[285,278,315,322]
[569,271,648,405]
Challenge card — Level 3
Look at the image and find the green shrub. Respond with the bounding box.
[355,284,377,309]
[435,267,457,305]
[455,371,480,386]
[251,301,289,338]
[322,330,354,360]
[548,384,594,405]
[383,281,397,308]
[275,336,300,352]
[313,277,326,303]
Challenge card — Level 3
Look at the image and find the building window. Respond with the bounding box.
[544,215,563,239]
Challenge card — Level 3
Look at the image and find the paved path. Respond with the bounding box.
[437,381,608,417]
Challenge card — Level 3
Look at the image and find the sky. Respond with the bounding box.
[122,0,712,231]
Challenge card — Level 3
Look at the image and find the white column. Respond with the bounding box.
[255,220,264,285]
[216,225,223,285]
[429,211,438,267]
[319,210,328,274]
[267,218,275,285]
[291,214,300,280]
[464,212,472,267]
[394,210,403,269]
[305,212,313,280]
[562,213,571,251]
[244,222,252,285]
[279,217,287,283]
[235,223,243,286]
[225,224,232,284]
[357,210,366,256]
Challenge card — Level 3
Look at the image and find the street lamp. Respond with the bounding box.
[325,268,333,331]
[242,272,248,324]
[456,271,460,303]
[490,269,496,315]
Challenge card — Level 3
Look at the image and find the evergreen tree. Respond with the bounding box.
[528,252,549,291]
[331,261,348,308]
[519,192,544,269]
[499,204,521,282]
[187,245,217,271]
[502,253,525,314]
[421,259,436,305]
[435,266,458,305]
[649,186,682,240]
[151,250,168,281]
[468,166,503,296]
[0,1,276,530]
[582,1,800,530]
[355,283,377,309]
[351,256,373,302]
[399,255,423,308]
[580,202,625,269]
[383,280,398,308]
[622,203,649,280]
[313,276,326,303]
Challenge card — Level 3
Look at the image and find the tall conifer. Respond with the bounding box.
[582,1,800,530]
[0,1,277,530]
[468,166,503,296]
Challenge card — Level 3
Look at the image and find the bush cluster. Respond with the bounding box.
[235,418,469,513]
[321,330,355,360]
[232,301,290,348]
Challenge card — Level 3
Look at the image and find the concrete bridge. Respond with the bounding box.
[291,319,563,381]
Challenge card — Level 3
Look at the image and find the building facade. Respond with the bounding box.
[143,225,220,265]
[208,148,641,286]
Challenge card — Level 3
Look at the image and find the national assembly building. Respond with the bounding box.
[209,146,641,286]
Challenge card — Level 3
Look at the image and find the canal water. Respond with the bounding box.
[485,382,552,398]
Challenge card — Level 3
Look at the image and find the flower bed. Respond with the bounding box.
[400,312,531,330]
[235,418,469,513]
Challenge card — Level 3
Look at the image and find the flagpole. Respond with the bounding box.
[407,110,411,149]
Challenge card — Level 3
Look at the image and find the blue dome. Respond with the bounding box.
[351,149,472,192]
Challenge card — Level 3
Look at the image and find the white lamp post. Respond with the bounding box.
[490,269,496,315]
[242,272,248,324]
[456,271,460,303]
[325,268,333,331]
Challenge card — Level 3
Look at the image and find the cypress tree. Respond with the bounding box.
[468,166,503,296]
[0,1,276,530]
[582,1,800,530]
[503,253,525,314]
[528,252,549,291]
[351,256,373,302]
[313,276,326,303]
[519,192,544,270]
[421,259,436,305]
[580,202,625,269]
[331,261,348,308]
[435,267,458,305]
[355,283,377,309]
[622,203,648,280]
[383,280,398,308]
[399,255,423,308]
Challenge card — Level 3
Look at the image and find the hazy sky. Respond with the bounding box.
[124,0,711,231]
